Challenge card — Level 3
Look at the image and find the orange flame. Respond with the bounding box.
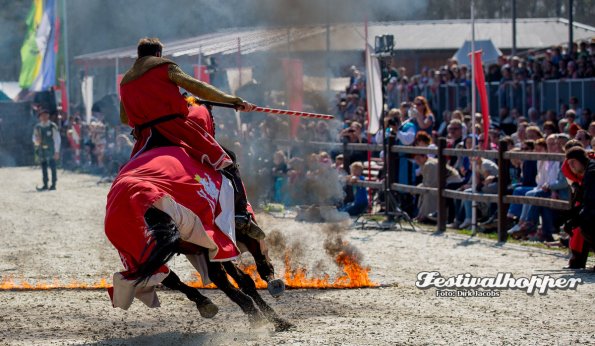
[282,250,376,289]
[0,243,376,291]
[186,246,377,289]
[0,276,111,291]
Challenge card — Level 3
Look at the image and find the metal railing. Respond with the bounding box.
[388,79,595,123]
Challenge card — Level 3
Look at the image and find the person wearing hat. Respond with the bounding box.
[32,108,60,190]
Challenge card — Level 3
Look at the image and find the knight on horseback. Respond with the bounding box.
[105,37,289,329]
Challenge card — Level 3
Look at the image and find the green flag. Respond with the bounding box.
[19,0,44,89]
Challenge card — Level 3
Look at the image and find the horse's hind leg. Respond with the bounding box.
[161,270,219,318]
[206,261,266,328]
[237,234,285,298]
[222,262,295,332]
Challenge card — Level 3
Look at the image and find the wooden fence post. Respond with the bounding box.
[343,140,351,174]
[386,134,398,216]
[497,140,510,242]
[437,137,447,232]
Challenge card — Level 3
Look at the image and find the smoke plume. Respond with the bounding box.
[322,223,363,264]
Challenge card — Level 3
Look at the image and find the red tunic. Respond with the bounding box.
[187,104,256,218]
[120,64,232,170]
[187,104,215,137]
[105,146,240,278]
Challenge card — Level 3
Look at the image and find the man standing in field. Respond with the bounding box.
[32,108,60,191]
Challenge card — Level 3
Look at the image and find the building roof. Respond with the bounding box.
[292,18,595,52]
[74,26,327,63]
[74,18,595,64]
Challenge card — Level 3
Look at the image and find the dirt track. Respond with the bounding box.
[1,167,594,345]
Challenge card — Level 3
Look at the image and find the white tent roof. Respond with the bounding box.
[0,82,21,101]
[75,18,595,64]
[74,26,327,62]
[452,40,503,66]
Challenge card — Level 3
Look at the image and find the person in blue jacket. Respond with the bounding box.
[340,161,369,216]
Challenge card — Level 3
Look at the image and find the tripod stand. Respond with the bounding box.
[381,128,416,232]
[368,43,415,232]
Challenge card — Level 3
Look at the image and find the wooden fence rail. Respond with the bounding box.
[274,137,571,241]
[503,196,571,210]
[391,183,437,195]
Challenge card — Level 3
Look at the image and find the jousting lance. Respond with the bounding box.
[196,99,335,120]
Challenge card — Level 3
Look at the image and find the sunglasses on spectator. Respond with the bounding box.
[414,102,423,106]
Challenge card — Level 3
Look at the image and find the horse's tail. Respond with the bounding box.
[131,207,180,286]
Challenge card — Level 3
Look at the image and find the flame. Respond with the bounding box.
[186,244,377,289]
[0,243,376,291]
[0,276,111,291]
[282,250,377,289]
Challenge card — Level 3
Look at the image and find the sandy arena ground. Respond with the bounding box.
[1,167,594,345]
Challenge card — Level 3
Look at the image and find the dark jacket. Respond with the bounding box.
[521,160,537,187]
[578,160,595,243]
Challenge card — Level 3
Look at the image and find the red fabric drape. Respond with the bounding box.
[59,79,68,114]
[105,145,240,278]
[116,74,123,99]
[471,50,490,149]
[282,58,303,138]
[193,65,210,83]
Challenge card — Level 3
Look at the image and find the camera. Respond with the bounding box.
[408,107,419,118]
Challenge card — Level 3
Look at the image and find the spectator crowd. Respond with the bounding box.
[380,40,595,112]
[246,41,595,251]
[35,104,134,182]
[39,40,595,250]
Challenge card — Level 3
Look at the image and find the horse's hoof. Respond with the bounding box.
[248,312,268,329]
[196,298,219,318]
[267,279,285,298]
[274,318,296,332]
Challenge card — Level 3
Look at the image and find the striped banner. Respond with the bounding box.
[19,0,58,91]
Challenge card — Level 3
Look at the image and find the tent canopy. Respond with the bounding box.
[75,18,595,65]
[452,40,502,66]
[0,82,21,101]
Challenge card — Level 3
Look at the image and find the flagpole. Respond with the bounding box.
[115,57,119,93]
[365,17,372,195]
[197,45,202,81]
[471,0,478,236]
[61,0,70,117]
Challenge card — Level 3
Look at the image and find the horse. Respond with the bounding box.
[104,141,294,331]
